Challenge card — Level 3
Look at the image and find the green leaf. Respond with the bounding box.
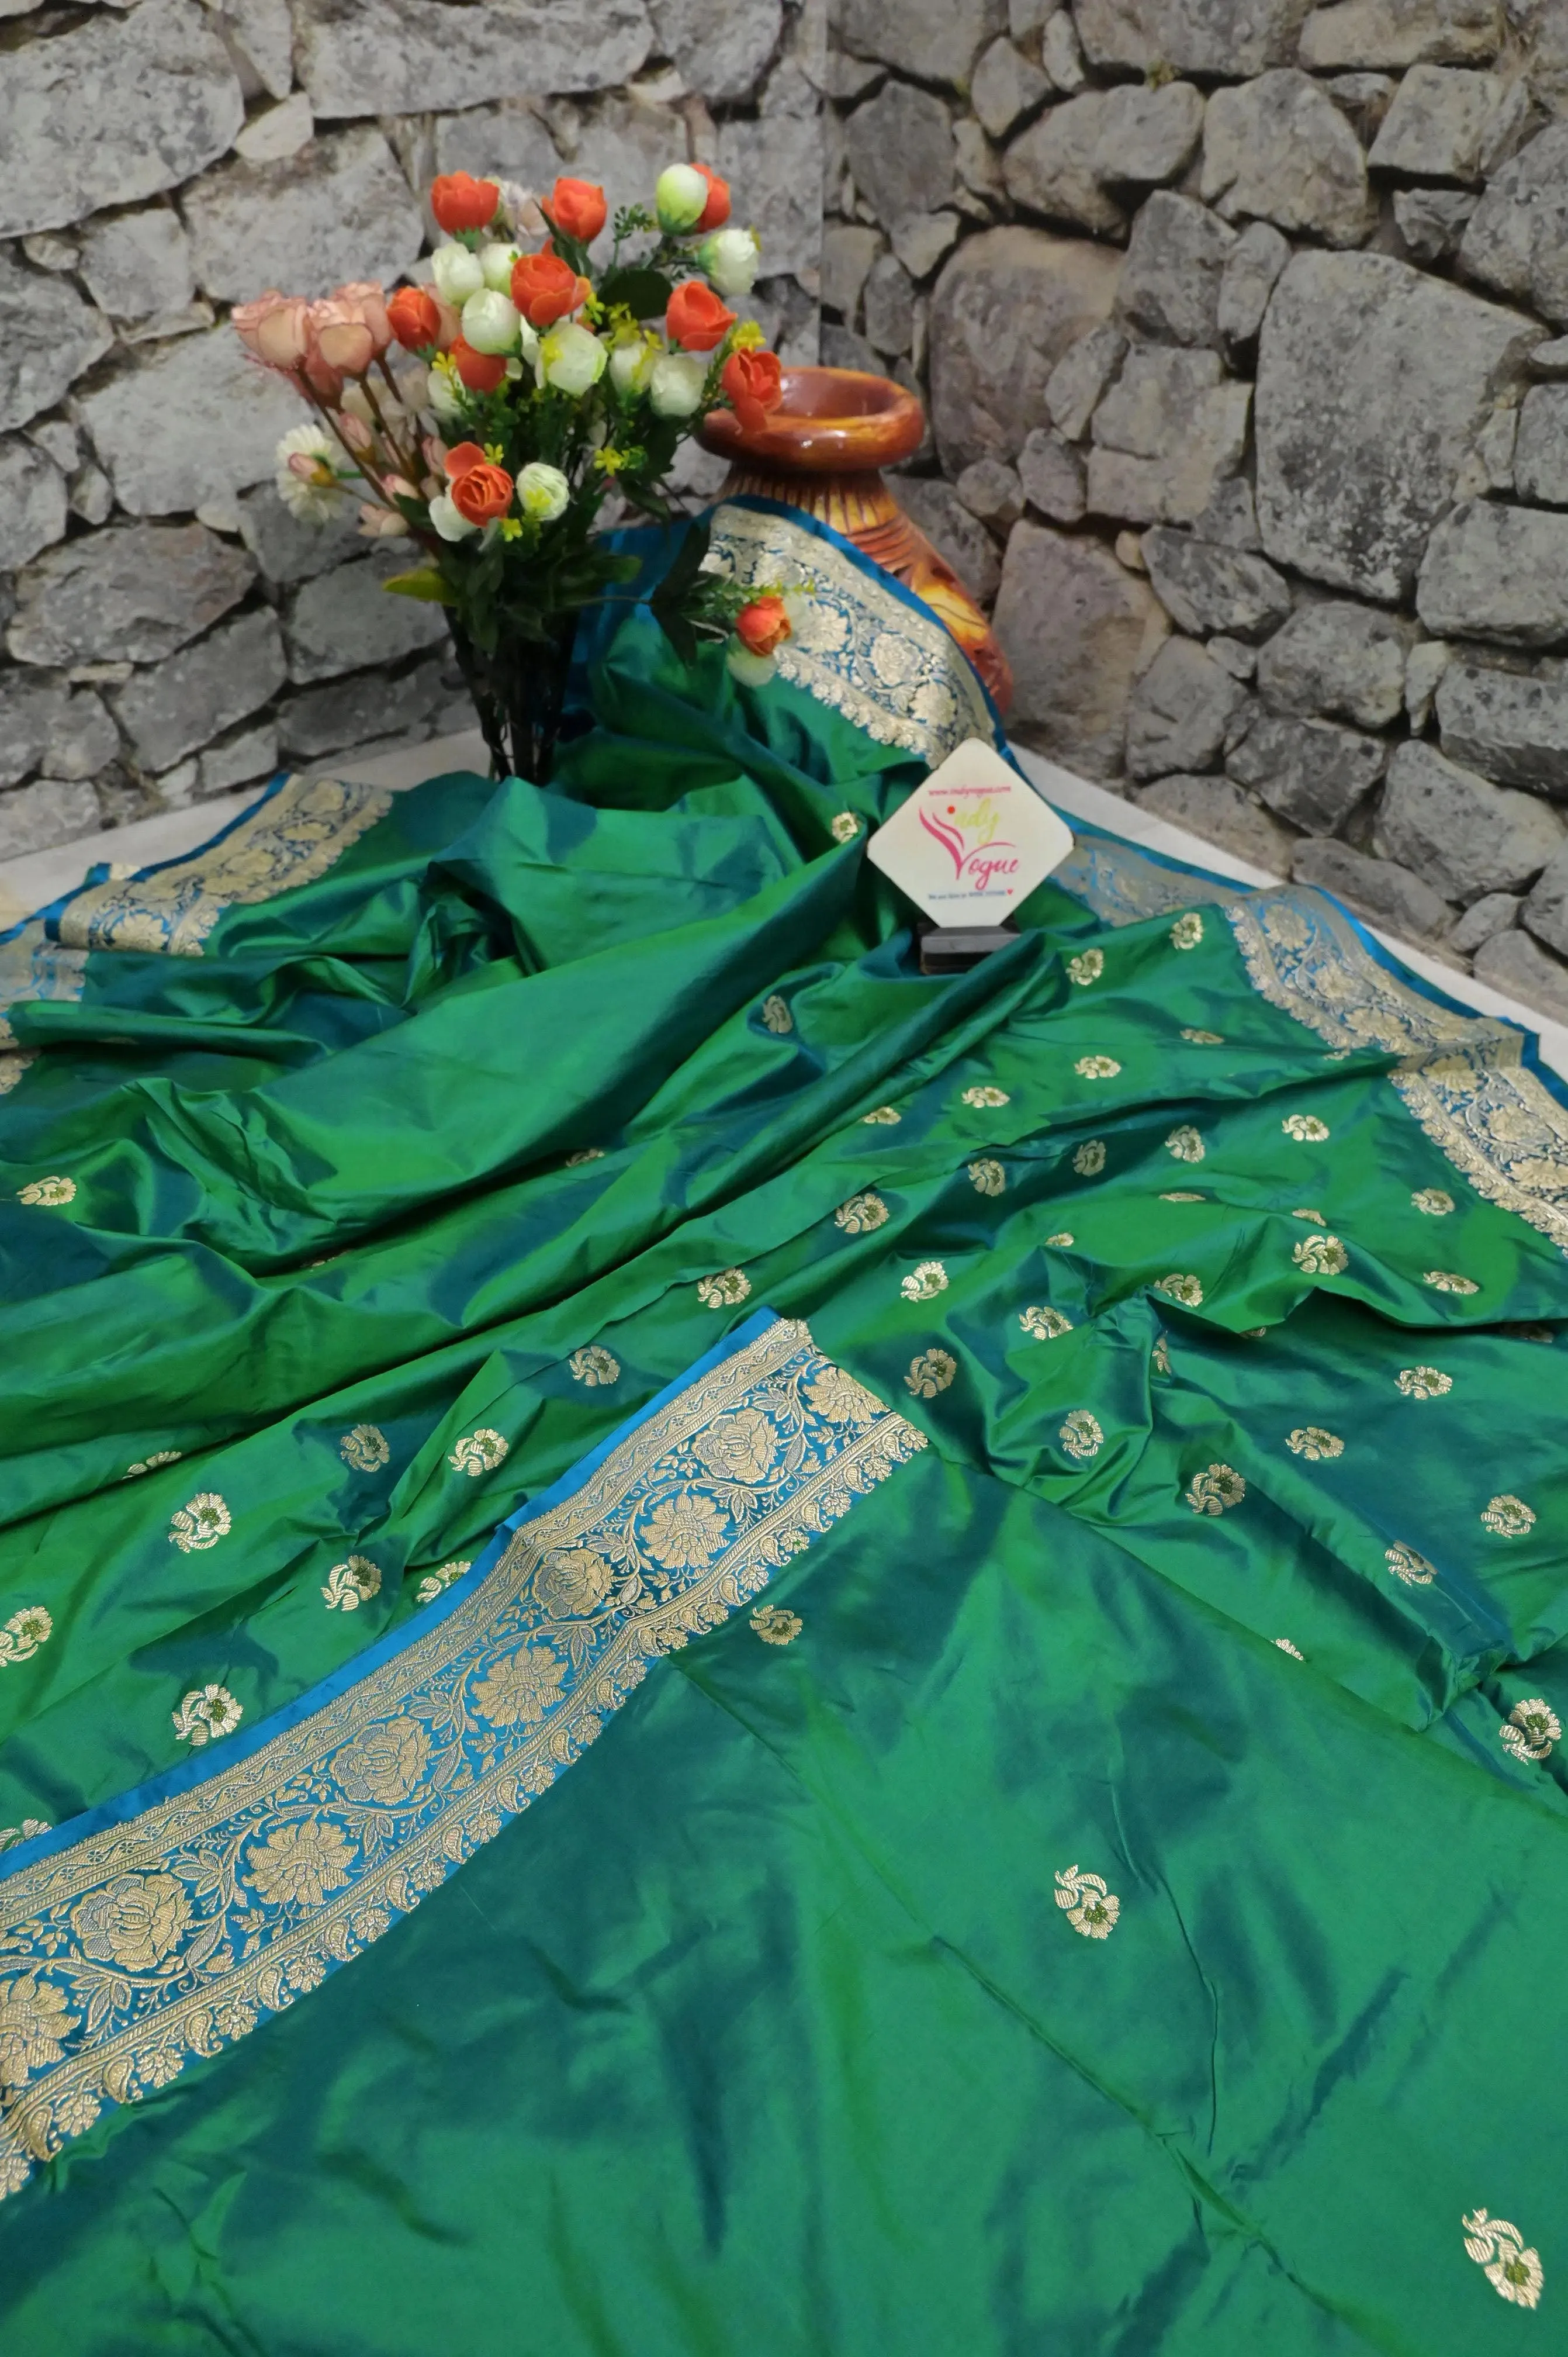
[598,265,673,319]
[381,568,455,606]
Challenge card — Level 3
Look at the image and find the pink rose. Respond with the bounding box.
[232,291,311,372]
[309,299,375,378]
[334,281,393,357]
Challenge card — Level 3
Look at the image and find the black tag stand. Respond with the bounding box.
[918,922,1017,974]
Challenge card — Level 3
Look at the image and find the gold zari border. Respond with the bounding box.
[0,1318,923,2199]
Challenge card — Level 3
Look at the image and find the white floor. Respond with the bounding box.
[3,728,1565,1084]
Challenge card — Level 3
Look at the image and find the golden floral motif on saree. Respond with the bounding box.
[1186,1463,1245,1515]
[760,993,793,1034]
[1044,1229,1075,1246]
[16,1176,74,1207]
[968,1157,1005,1196]
[1398,1365,1452,1397]
[0,1610,51,1669]
[1292,1207,1325,1223]
[1181,1027,1224,1043]
[339,1425,390,1473]
[901,1260,949,1302]
[1054,1865,1120,1938]
[1068,949,1103,986]
[698,1268,752,1308]
[1157,1273,1204,1307]
[830,812,860,844]
[1060,1410,1103,1461]
[569,1345,620,1387]
[1074,1140,1106,1176]
[1286,1426,1343,1460]
[1293,1233,1348,1276]
[415,1559,470,1606]
[56,776,392,958]
[1462,2210,1544,2309]
[752,1603,802,1645]
[1425,1270,1480,1295]
[1501,1699,1560,1763]
[1020,1304,1073,1339]
[1482,1494,1536,1537]
[1170,913,1203,950]
[449,1428,509,1475]
[1152,1333,1171,1373]
[124,1449,182,1480]
[1413,1188,1455,1215]
[321,1557,382,1611]
[1274,1637,1304,1659]
[0,1824,49,1858]
[1165,1125,1204,1162]
[171,1684,243,1744]
[0,1318,923,2203]
[565,1147,605,1167]
[961,1084,1009,1108]
[1386,1544,1437,1586]
[1161,1190,1205,1202]
[862,1104,901,1125]
[1075,1054,1121,1079]
[0,1053,34,1096]
[168,1492,231,1553]
[1282,1114,1330,1142]
[906,1347,957,1398]
[836,1191,889,1235]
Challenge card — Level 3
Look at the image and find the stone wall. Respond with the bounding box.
[0,0,823,857]
[823,0,1568,1024]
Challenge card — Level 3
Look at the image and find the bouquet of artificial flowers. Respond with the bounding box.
[234,160,799,779]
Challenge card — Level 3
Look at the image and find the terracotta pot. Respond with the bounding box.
[699,366,1012,712]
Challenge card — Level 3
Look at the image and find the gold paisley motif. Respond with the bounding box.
[168,1493,230,1553]
[1292,1207,1325,1224]
[1060,1409,1103,1461]
[1068,949,1103,986]
[1157,1273,1204,1307]
[1274,1637,1304,1660]
[1169,913,1203,950]
[1019,1304,1072,1339]
[124,1450,183,1480]
[1293,1233,1348,1276]
[1186,1462,1245,1515]
[836,1191,889,1235]
[1282,1114,1330,1142]
[16,1176,74,1208]
[1482,1494,1536,1537]
[905,1348,957,1399]
[1165,1125,1204,1163]
[1500,1699,1560,1764]
[0,1053,34,1096]
[1286,1426,1343,1460]
[697,1268,752,1308]
[415,1559,472,1607]
[339,1425,390,1473]
[1424,1270,1480,1295]
[321,1557,382,1612]
[1160,1190,1206,1202]
[861,1104,901,1124]
[1044,1229,1075,1246]
[1412,1187,1455,1215]
[1076,1055,1120,1079]
[1054,1864,1120,1938]
[1181,1027,1224,1043]
[568,1345,619,1387]
[900,1260,949,1303]
[0,1609,52,1668]
[1073,1141,1106,1177]
[760,993,793,1035]
[1152,1333,1171,1374]
[1385,1543,1436,1586]
[751,1603,802,1645]
[968,1157,1005,1197]
[961,1084,1009,1108]
[448,1429,508,1476]
[1398,1365,1452,1398]
[1462,2211,1544,2310]
[564,1147,605,1167]
[171,1684,243,1746]
[830,811,860,844]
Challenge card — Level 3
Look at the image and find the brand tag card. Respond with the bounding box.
[866,738,1075,927]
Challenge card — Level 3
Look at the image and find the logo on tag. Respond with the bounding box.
[866,738,1075,927]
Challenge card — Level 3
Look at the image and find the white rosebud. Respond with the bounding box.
[655,163,708,234]
[539,320,608,396]
[727,645,777,686]
[517,461,570,522]
[428,491,477,542]
[699,227,760,297]
[610,334,657,396]
[648,350,708,418]
[461,288,521,354]
[427,367,464,421]
[431,242,485,303]
[479,241,522,293]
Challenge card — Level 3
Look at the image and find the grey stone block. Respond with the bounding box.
[1528,336,1568,377]
[1255,597,1411,727]
[236,484,369,588]
[199,721,283,798]
[1002,96,1125,235]
[892,478,1001,606]
[1513,385,1568,506]
[820,323,881,375]
[863,254,915,357]
[957,459,1023,531]
[1228,709,1387,831]
[1088,348,1251,529]
[0,256,114,436]
[74,330,309,521]
[0,779,101,858]
[1375,738,1565,897]
[1040,8,1088,88]
[1522,839,1568,956]
[1075,0,1314,75]
[971,37,1050,140]
[283,551,458,686]
[1191,477,1262,551]
[1393,187,1477,260]
[1435,661,1568,793]
[210,0,295,99]
[430,98,563,193]
[0,675,118,791]
[1095,81,1207,185]
[649,0,783,102]
[0,439,66,574]
[1217,219,1290,349]
[275,654,450,759]
[183,128,425,305]
[1142,528,1293,638]
[1325,71,1397,125]
[236,95,317,168]
[715,109,823,281]
[1136,773,1297,873]
[1044,323,1127,442]
[1202,70,1375,249]
[1017,428,1086,523]
[1446,889,1520,952]
[1368,63,1510,182]
[1406,637,1452,727]
[1126,637,1247,779]
[821,224,881,321]
[1209,634,1258,679]
[846,82,956,233]
[0,0,243,240]
[890,213,962,282]
[6,523,256,669]
[1255,251,1537,602]
[1459,123,1568,327]
[839,0,1006,87]
[930,227,1122,475]
[1417,500,1568,645]
[993,519,1170,779]
[109,610,286,775]
[1297,0,1501,69]
[293,0,652,117]
[78,207,194,322]
[1474,923,1568,1021]
[1118,193,1237,350]
[1291,836,1455,937]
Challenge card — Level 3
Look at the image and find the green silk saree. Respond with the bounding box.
[1,500,1566,2353]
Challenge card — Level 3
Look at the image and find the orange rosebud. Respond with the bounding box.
[735,595,791,657]
[720,346,783,436]
[449,336,508,393]
[548,177,608,241]
[511,250,590,328]
[387,285,442,350]
[431,172,501,234]
[693,163,731,232]
[442,441,488,478]
[450,461,514,526]
[666,279,735,353]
